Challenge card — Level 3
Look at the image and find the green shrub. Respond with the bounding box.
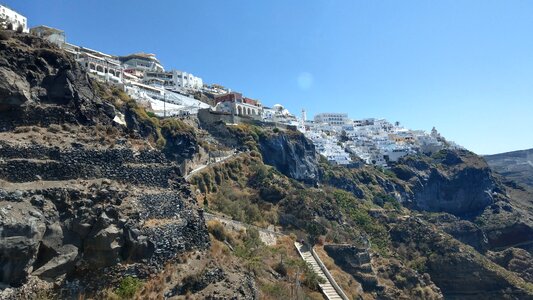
[207,220,234,245]
[235,228,265,273]
[431,150,447,160]
[115,276,142,299]
[210,184,275,225]
[409,256,428,274]
[373,193,401,210]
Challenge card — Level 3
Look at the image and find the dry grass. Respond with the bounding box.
[143,218,180,228]
[209,237,231,260]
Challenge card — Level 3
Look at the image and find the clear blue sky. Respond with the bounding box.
[7,0,533,154]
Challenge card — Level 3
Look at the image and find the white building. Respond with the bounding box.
[314,113,349,126]
[74,47,123,84]
[215,101,262,118]
[305,131,352,165]
[119,53,164,73]
[214,92,263,118]
[30,25,65,46]
[202,84,230,95]
[144,70,203,91]
[124,81,210,115]
[262,104,298,124]
[0,5,28,33]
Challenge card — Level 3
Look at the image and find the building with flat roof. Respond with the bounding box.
[314,113,349,126]
[214,92,262,118]
[61,45,124,84]
[30,25,65,46]
[144,70,203,91]
[0,5,28,33]
[119,53,164,73]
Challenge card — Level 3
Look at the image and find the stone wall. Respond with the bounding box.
[0,142,180,187]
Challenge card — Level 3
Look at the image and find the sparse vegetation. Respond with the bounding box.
[115,276,143,299]
[207,220,234,245]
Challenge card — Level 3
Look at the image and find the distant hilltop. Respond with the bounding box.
[484,148,533,191]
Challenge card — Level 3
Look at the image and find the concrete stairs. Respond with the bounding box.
[294,242,347,300]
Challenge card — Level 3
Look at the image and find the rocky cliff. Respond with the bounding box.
[0,32,256,299]
[390,217,533,299]
[392,149,533,253]
[198,117,320,183]
[392,150,498,217]
[257,131,320,184]
[0,32,116,130]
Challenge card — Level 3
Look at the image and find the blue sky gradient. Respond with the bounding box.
[6,0,533,154]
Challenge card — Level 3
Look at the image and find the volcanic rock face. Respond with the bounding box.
[390,218,533,299]
[391,150,533,254]
[323,245,377,290]
[0,34,116,130]
[0,200,46,286]
[0,32,211,295]
[423,213,489,253]
[394,150,497,217]
[0,181,209,288]
[258,132,319,184]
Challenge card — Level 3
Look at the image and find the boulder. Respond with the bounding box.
[122,227,155,261]
[0,207,46,286]
[0,68,30,107]
[83,224,123,268]
[32,244,78,280]
[324,244,371,272]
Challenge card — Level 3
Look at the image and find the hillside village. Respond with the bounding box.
[2,5,533,300]
[3,5,462,167]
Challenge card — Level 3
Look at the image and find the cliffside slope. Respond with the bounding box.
[0,32,256,299]
[189,126,533,299]
[1,30,532,299]
[484,148,533,191]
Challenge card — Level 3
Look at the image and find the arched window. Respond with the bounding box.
[89,63,96,70]
[96,65,104,73]
[237,106,243,115]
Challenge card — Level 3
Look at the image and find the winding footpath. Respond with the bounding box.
[203,212,284,246]
[184,153,236,181]
[188,151,348,299]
